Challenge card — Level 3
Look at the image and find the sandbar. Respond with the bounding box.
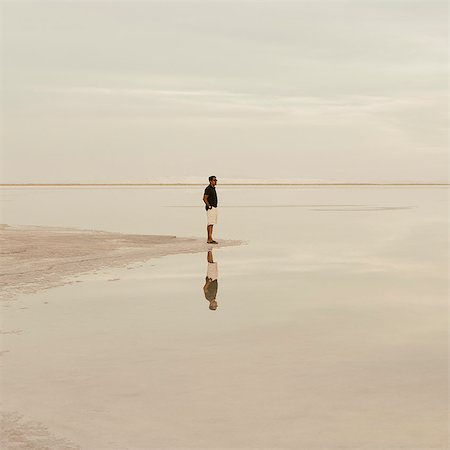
[0,224,241,300]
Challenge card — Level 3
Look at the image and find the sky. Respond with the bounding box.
[1,1,448,183]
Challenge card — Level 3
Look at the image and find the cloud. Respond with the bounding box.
[27,85,445,122]
[2,1,447,182]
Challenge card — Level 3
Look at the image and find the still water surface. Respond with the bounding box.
[1,186,448,449]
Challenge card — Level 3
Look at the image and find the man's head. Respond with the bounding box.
[209,300,218,310]
[209,175,217,186]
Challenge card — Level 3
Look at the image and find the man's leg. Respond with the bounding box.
[207,224,213,242]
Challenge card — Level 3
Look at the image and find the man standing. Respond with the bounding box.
[203,175,218,244]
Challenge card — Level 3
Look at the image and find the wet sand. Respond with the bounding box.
[0,224,242,301]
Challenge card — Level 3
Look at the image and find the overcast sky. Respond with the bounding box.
[1,1,448,183]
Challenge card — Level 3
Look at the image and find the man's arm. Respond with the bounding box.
[203,194,211,209]
[203,279,211,298]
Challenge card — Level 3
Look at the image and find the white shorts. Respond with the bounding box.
[207,207,218,225]
[207,262,218,281]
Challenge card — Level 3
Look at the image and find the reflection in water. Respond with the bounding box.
[203,250,218,311]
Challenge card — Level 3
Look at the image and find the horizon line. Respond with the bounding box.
[1,183,448,187]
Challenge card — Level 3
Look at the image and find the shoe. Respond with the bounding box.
[207,240,218,244]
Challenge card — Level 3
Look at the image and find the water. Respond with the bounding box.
[1,186,448,449]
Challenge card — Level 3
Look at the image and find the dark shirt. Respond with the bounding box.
[205,280,218,301]
[204,185,218,210]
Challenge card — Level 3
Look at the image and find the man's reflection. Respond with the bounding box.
[203,250,218,310]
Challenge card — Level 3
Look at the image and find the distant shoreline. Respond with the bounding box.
[0,183,448,187]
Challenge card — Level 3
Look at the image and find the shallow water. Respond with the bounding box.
[1,186,448,449]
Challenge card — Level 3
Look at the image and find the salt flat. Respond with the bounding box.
[1,186,447,449]
[0,224,241,301]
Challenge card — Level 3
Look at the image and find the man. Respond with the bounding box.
[203,250,218,310]
[203,175,218,244]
